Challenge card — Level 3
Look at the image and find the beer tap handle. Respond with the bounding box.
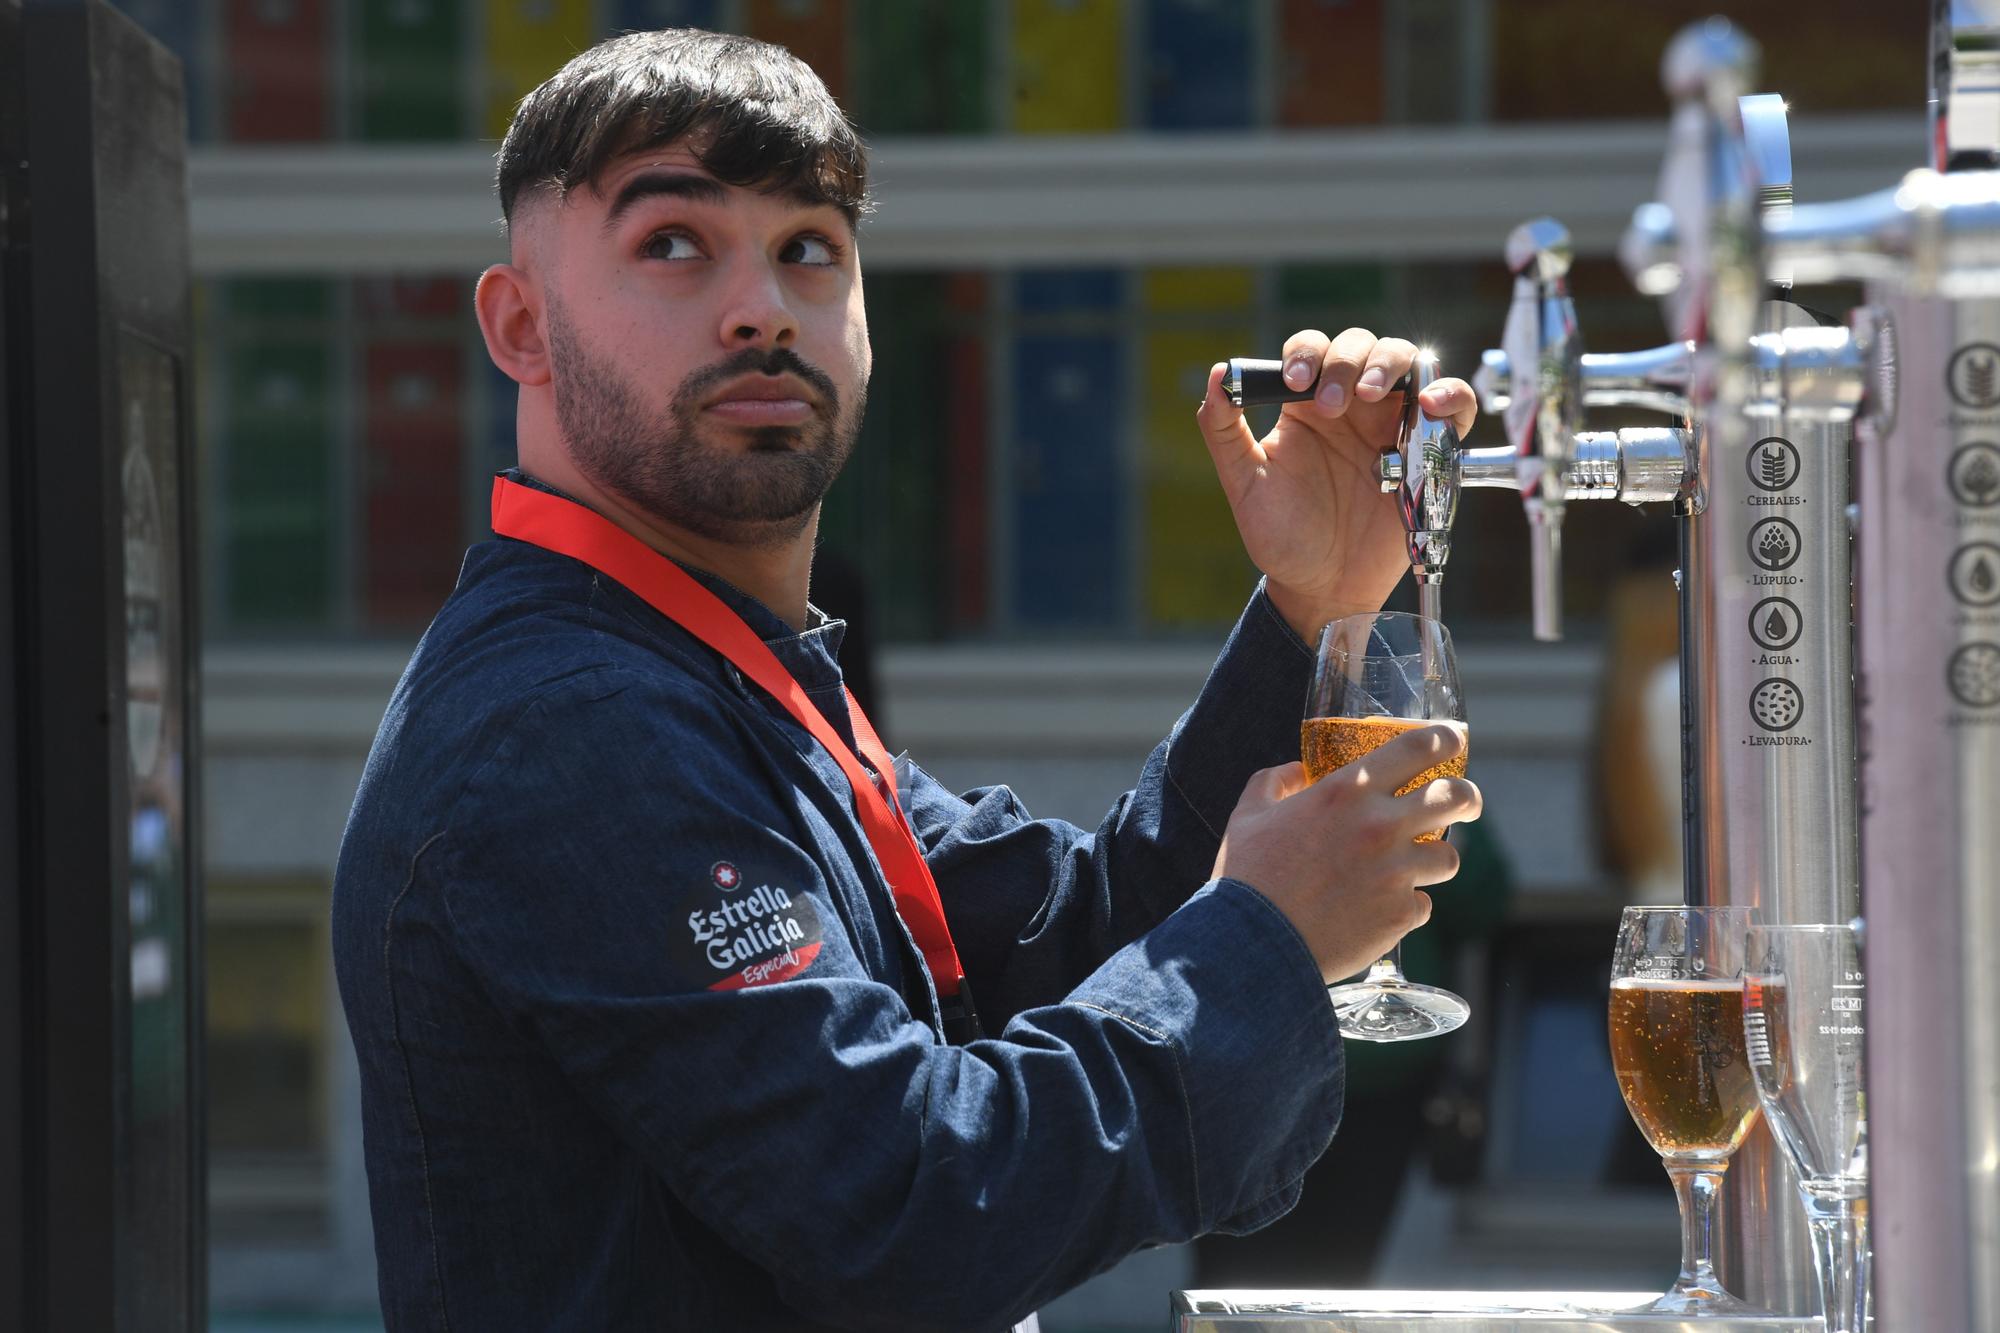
[1475,341,1694,418]
[1500,217,1584,641]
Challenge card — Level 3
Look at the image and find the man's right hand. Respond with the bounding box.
[1211,725,1482,985]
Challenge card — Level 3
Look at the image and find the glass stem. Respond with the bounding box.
[1367,944,1407,985]
[1802,1193,1869,1333]
[1665,1162,1727,1297]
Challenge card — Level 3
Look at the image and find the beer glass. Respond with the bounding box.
[1743,923,1870,1333]
[1608,905,1763,1315]
[1306,611,1469,1042]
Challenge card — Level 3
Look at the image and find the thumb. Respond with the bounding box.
[1195,362,1264,477]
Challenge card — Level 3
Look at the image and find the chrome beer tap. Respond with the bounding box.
[1380,220,1697,613]
[1474,339,1693,420]
[1499,218,1585,640]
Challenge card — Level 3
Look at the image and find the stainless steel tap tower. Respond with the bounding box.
[1179,9,2000,1332]
[1462,6,2000,1324]
[1387,29,1863,1320]
[1711,3,2000,1326]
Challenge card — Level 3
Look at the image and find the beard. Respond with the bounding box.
[546,295,864,549]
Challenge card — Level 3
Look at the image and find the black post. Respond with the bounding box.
[5,1,204,1328]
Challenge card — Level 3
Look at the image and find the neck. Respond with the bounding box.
[517,444,817,632]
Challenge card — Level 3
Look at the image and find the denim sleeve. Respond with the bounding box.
[907,584,1317,1025]
[439,670,1342,1333]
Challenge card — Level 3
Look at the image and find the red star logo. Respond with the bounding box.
[711,861,741,891]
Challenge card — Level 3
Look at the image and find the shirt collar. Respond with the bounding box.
[501,469,850,689]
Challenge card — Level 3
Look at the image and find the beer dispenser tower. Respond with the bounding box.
[1397,46,1861,1318]
[1176,9,2000,1329]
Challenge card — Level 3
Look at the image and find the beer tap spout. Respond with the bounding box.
[1391,350,1460,624]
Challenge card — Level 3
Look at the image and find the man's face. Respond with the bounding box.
[535,142,870,547]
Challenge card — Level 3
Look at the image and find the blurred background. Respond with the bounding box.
[101,0,1926,1328]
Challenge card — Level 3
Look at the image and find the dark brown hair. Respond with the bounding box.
[495,28,869,228]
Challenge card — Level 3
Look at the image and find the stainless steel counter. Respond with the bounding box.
[1170,1291,1820,1331]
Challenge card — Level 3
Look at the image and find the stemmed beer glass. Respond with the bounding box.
[1305,611,1469,1042]
[1608,905,1764,1315]
[1743,923,1871,1333]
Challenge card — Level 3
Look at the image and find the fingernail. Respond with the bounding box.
[1284,357,1313,388]
[1358,368,1388,395]
[1316,379,1345,411]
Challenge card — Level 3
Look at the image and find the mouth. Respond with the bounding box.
[702,374,819,427]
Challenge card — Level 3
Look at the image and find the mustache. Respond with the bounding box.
[679,347,839,409]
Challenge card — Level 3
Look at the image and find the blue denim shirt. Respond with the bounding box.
[332,476,1346,1332]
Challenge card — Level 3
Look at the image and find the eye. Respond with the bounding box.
[783,234,842,267]
[640,229,703,262]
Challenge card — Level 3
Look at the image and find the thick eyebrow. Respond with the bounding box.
[597,169,854,239]
[598,171,729,237]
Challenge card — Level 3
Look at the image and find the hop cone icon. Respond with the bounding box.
[1968,356,1998,407]
[1966,451,2000,505]
[1758,525,1793,566]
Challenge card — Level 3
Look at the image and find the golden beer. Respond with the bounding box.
[1300,715,1467,843]
[1608,977,1762,1159]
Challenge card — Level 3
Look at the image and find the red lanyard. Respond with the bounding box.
[490,477,973,1018]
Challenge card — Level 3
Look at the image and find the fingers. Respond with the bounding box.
[1240,761,1312,810]
[1279,328,1331,398]
[1339,722,1466,794]
[1399,776,1483,839]
[1418,375,1479,440]
[1301,326,1378,419]
[1353,336,1420,405]
[1195,362,1262,471]
[1407,840,1463,889]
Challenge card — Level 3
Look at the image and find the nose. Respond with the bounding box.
[716,257,799,351]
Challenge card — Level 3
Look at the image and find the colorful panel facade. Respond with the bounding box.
[355,0,463,141]
[481,0,596,140]
[1010,0,1126,133]
[745,0,848,106]
[1010,268,1125,627]
[1140,268,1255,628]
[1277,0,1384,127]
[361,337,466,627]
[222,0,332,142]
[216,280,337,627]
[851,0,990,134]
[1142,0,1254,130]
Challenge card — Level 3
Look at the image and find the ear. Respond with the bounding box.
[475,262,551,387]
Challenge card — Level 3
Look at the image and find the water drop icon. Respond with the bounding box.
[1765,607,1787,638]
[1976,557,1996,595]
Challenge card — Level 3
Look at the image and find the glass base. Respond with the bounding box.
[1644,1281,1766,1316]
[1326,977,1469,1042]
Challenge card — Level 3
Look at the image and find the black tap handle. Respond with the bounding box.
[1224,358,1316,408]
[1224,357,1413,409]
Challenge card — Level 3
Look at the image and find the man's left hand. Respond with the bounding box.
[1194,327,1478,643]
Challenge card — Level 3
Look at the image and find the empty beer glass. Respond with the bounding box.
[1743,922,1870,1333]
[1306,611,1469,1042]
[1608,905,1764,1315]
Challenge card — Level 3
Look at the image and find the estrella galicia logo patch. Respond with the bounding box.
[672,866,824,992]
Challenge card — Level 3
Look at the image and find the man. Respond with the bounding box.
[332,27,1482,1332]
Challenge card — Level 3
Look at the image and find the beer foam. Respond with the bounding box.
[1611,976,1743,991]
